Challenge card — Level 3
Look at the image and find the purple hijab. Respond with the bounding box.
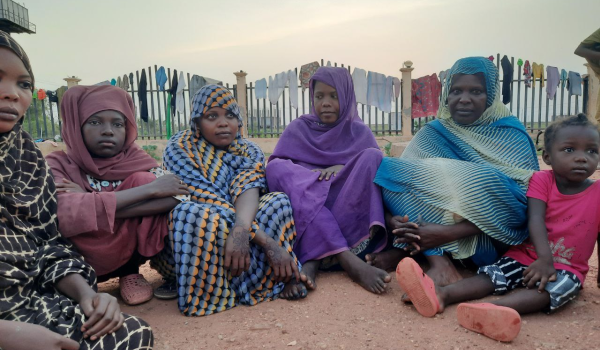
[267,67,385,263]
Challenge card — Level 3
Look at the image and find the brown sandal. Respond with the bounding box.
[119,274,153,306]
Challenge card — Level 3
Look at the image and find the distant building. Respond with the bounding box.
[0,0,35,34]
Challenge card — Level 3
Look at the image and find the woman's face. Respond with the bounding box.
[0,47,33,133]
[313,81,340,125]
[82,110,127,158]
[447,73,487,125]
[194,106,239,149]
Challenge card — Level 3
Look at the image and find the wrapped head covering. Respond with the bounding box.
[189,84,242,135]
[0,30,34,91]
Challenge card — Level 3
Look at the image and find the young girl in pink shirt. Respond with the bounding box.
[395,113,600,342]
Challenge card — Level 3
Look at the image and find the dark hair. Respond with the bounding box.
[544,113,600,152]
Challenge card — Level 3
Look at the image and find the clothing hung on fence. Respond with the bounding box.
[156,66,167,91]
[37,89,46,100]
[117,76,122,89]
[411,73,441,119]
[367,71,393,112]
[254,78,267,99]
[110,78,116,86]
[523,60,532,88]
[138,69,149,122]
[517,59,523,67]
[546,66,560,100]
[47,90,58,103]
[567,71,582,96]
[393,77,401,99]
[501,55,513,104]
[169,70,178,116]
[122,74,130,91]
[560,69,568,87]
[268,72,287,105]
[439,69,450,85]
[352,68,368,104]
[300,61,320,91]
[176,71,186,114]
[288,70,299,109]
[532,62,544,87]
[189,75,203,98]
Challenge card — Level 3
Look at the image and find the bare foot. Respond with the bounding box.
[300,260,319,290]
[338,251,391,294]
[280,279,308,300]
[365,249,408,271]
[425,255,463,287]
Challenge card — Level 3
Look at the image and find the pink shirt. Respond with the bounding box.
[504,170,600,283]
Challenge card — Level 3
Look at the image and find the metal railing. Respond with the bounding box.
[0,9,36,32]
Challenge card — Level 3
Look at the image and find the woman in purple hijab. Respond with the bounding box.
[266,67,391,294]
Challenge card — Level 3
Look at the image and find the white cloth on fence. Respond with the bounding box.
[287,70,298,109]
[189,75,203,99]
[392,77,401,100]
[352,68,368,104]
[117,76,122,89]
[255,78,267,99]
[268,72,287,105]
[380,76,394,113]
[367,71,393,112]
[122,74,130,91]
[176,71,186,114]
[326,61,332,67]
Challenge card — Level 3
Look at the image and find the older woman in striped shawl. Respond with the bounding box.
[371,57,539,286]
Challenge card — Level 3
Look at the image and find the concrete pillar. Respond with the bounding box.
[64,76,81,88]
[400,62,414,140]
[584,63,599,122]
[234,70,248,137]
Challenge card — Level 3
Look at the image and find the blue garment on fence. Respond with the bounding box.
[255,78,267,99]
[156,66,167,91]
[374,57,539,263]
[567,71,582,96]
[560,69,568,87]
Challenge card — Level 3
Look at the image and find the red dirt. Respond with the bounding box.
[98,160,600,350]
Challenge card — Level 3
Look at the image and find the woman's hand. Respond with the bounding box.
[523,258,557,293]
[263,234,301,283]
[55,178,86,193]
[0,321,79,350]
[392,217,450,254]
[146,174,189,199]
[79,292,124,341]
[224,225,251,277]
[312,165,344,181]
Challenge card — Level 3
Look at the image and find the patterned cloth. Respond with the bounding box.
[162,85,301,316]
[299,61,320,91]
[411,73,441,118]
[478,257,582,312]
[0,30,34,90]
[375,57,539,262]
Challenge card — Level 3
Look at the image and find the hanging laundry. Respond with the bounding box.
[268,72,286,105]
[380,76,394,113]
[411,73,441,119]
[532,62,545,87]
[517,59,523,67]
[392,77,401,100]
[560,69,568,87]
[37,89,46,100]
[138,69,149,122]
[488,55,494,62]
[32,89,38,99]
[122,74,130,91]
[56,86,67,108]
[287,70,299,109]
[567,71,582,96]
[500,55,513,104]
[176,71,186,114]
[110,78,116,86]
[169,70,178,116]
[156,66,167,91]
[189,75,203,98]
[439,69,450,85]
[254,78,267,99]
[299,61,320,91]
[268,76,276,104]
[326,61,332,67]
[546,66,560,100]
[351,68,368,104]
[523,60,532,88]
[47,90,58,103]
[366,71,386,110]
[116,76,122,89]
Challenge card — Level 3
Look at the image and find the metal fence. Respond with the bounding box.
[245,59,403,138]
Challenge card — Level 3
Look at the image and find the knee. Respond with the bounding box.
[355,148,383,168]
[121,314,154,348]
[262,192,291,208]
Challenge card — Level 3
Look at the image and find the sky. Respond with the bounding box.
[9,0,600,90]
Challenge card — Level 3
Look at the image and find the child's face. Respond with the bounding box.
[194,107,239,149]
[543,125,600,183]
[0,47,33,134]
[82,110,127,158]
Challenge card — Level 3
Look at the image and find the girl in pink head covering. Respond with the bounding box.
[46,85,188,306]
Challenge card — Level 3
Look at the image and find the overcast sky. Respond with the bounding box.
[11,0,600,90]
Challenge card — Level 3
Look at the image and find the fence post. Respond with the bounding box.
[400,63,414,139]
[584,63,599,123]
[234,70,248,136]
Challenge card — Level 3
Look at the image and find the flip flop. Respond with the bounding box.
[153,279,178,300]
[457,303,521,342]
[119,274,153,306]
[395,258,439,317]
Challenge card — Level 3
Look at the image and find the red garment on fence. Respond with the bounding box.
[411,74,441,119]
[37,89,46,100]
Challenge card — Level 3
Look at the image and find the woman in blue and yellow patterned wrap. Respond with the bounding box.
[162,85,306,316]
[372,57,539,287]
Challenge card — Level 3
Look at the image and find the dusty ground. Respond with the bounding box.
[99,160,600,350]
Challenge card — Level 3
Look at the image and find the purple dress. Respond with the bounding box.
[266,67,386,264]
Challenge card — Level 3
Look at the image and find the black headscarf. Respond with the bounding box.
[0,30,35,91]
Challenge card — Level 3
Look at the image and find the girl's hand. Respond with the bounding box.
[0,322,79,350]
[79,292,124,341]
[147,174,189,198]
[55,178,86,193]
[224,225,251,277]
[263,235,301,283]
[523,258,557,292]
[312,165,344,181]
